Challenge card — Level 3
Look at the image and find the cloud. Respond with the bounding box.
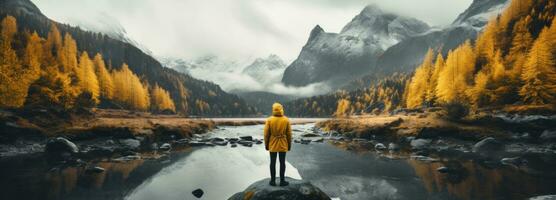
[31,0,472,63]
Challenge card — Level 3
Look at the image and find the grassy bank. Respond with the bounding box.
[0,109,216,143]
[315,112,548,141]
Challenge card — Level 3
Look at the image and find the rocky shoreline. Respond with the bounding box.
[315,113,556,177]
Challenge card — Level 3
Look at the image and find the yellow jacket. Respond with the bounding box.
[264,103,292,152]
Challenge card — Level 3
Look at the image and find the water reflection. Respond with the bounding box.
[125,146,301,200]
[2,123,556,200]
[408,159,555,200]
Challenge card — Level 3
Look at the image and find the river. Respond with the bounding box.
[1,123,555,200]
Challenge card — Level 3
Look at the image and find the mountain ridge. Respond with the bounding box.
[281,5,430,87]
[1,0,255,116]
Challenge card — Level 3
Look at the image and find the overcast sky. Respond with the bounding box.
[32,0,473,63]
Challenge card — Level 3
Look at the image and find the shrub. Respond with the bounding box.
[443,101,469,120]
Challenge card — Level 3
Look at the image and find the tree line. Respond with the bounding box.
[287,0,556,117]
[405,0,556,110]
[0,16,175,113]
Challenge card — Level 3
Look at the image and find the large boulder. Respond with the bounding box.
[228,177,331,200]
[410,139,431,150]
[472,137,504,154]
[45,137,79,154]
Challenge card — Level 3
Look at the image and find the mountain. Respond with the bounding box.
[242,54,286,86]
[236,91,296,115]
[0,0,255,116]
[281,5,430,87]
[66,12,153,55]
[374,0,509,76]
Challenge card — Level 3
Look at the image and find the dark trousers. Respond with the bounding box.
[269,152,286,181]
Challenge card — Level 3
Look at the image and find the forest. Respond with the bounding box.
[0,17,176,113]
[288,0,556,117]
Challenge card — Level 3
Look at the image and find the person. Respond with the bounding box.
[264,102,292,186]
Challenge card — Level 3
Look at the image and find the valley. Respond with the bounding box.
[1,0,556,199]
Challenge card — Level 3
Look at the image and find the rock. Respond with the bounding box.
[313,138,324,143]
[410,139,431,150]
[231,144,238,148]
[529,195,556,200]
[374,143,386,151]
[410,155,438,162]
[253,139,263,144]
[119,139,141,150]
[226,138,239,142]
[86,166,105,173]
[238,140,253,147]
[176,139,190,145]
[121,150,138,156]
[228,177,331,200]
[302,133,319,137]
[436,166,450,173]
[212,140,229,146]
[189,141,212,147]
[240,136,253,141]
[501,157,527,167]
[540,130,556,141]
[113,155,141,162]
[388,143,399,151]
[45,137,79,154]
[472,137,504,154]
[300,139,311,145]
[294,139,301,143]
[159,143,172,151]
[192,188,204,198]
[211,137,225,142]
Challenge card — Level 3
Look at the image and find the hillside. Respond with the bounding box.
[0,0,255,116]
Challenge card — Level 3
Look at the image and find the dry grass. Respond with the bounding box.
[317,113,503,140]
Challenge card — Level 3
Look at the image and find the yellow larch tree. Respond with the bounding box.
[111,63,150,110]
[507,16,534,79]
[428,53,445,105]
[519,28,556,105]
[77,52,100,103]
[406,49,434,108]
[0,15,24,108]
[436,41,476,103]
[60,33,78,73]
[334,98,351,118]
[151,83,176,112]
[93,53,113,100]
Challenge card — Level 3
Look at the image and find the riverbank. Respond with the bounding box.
[315,112,556,177]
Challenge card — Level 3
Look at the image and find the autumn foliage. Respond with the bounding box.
[406,0,556,111]
[0,16,176,113]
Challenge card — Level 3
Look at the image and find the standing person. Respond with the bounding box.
[264,102,292,186]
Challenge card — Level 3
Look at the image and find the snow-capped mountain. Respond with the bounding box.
[453,0,509,29]
[281,4,431,87]
[65,12,152,55]
[242,54,287,85]
[375,0,509,75]
[158,55,244,90]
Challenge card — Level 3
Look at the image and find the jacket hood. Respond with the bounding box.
[272,103,284,116]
